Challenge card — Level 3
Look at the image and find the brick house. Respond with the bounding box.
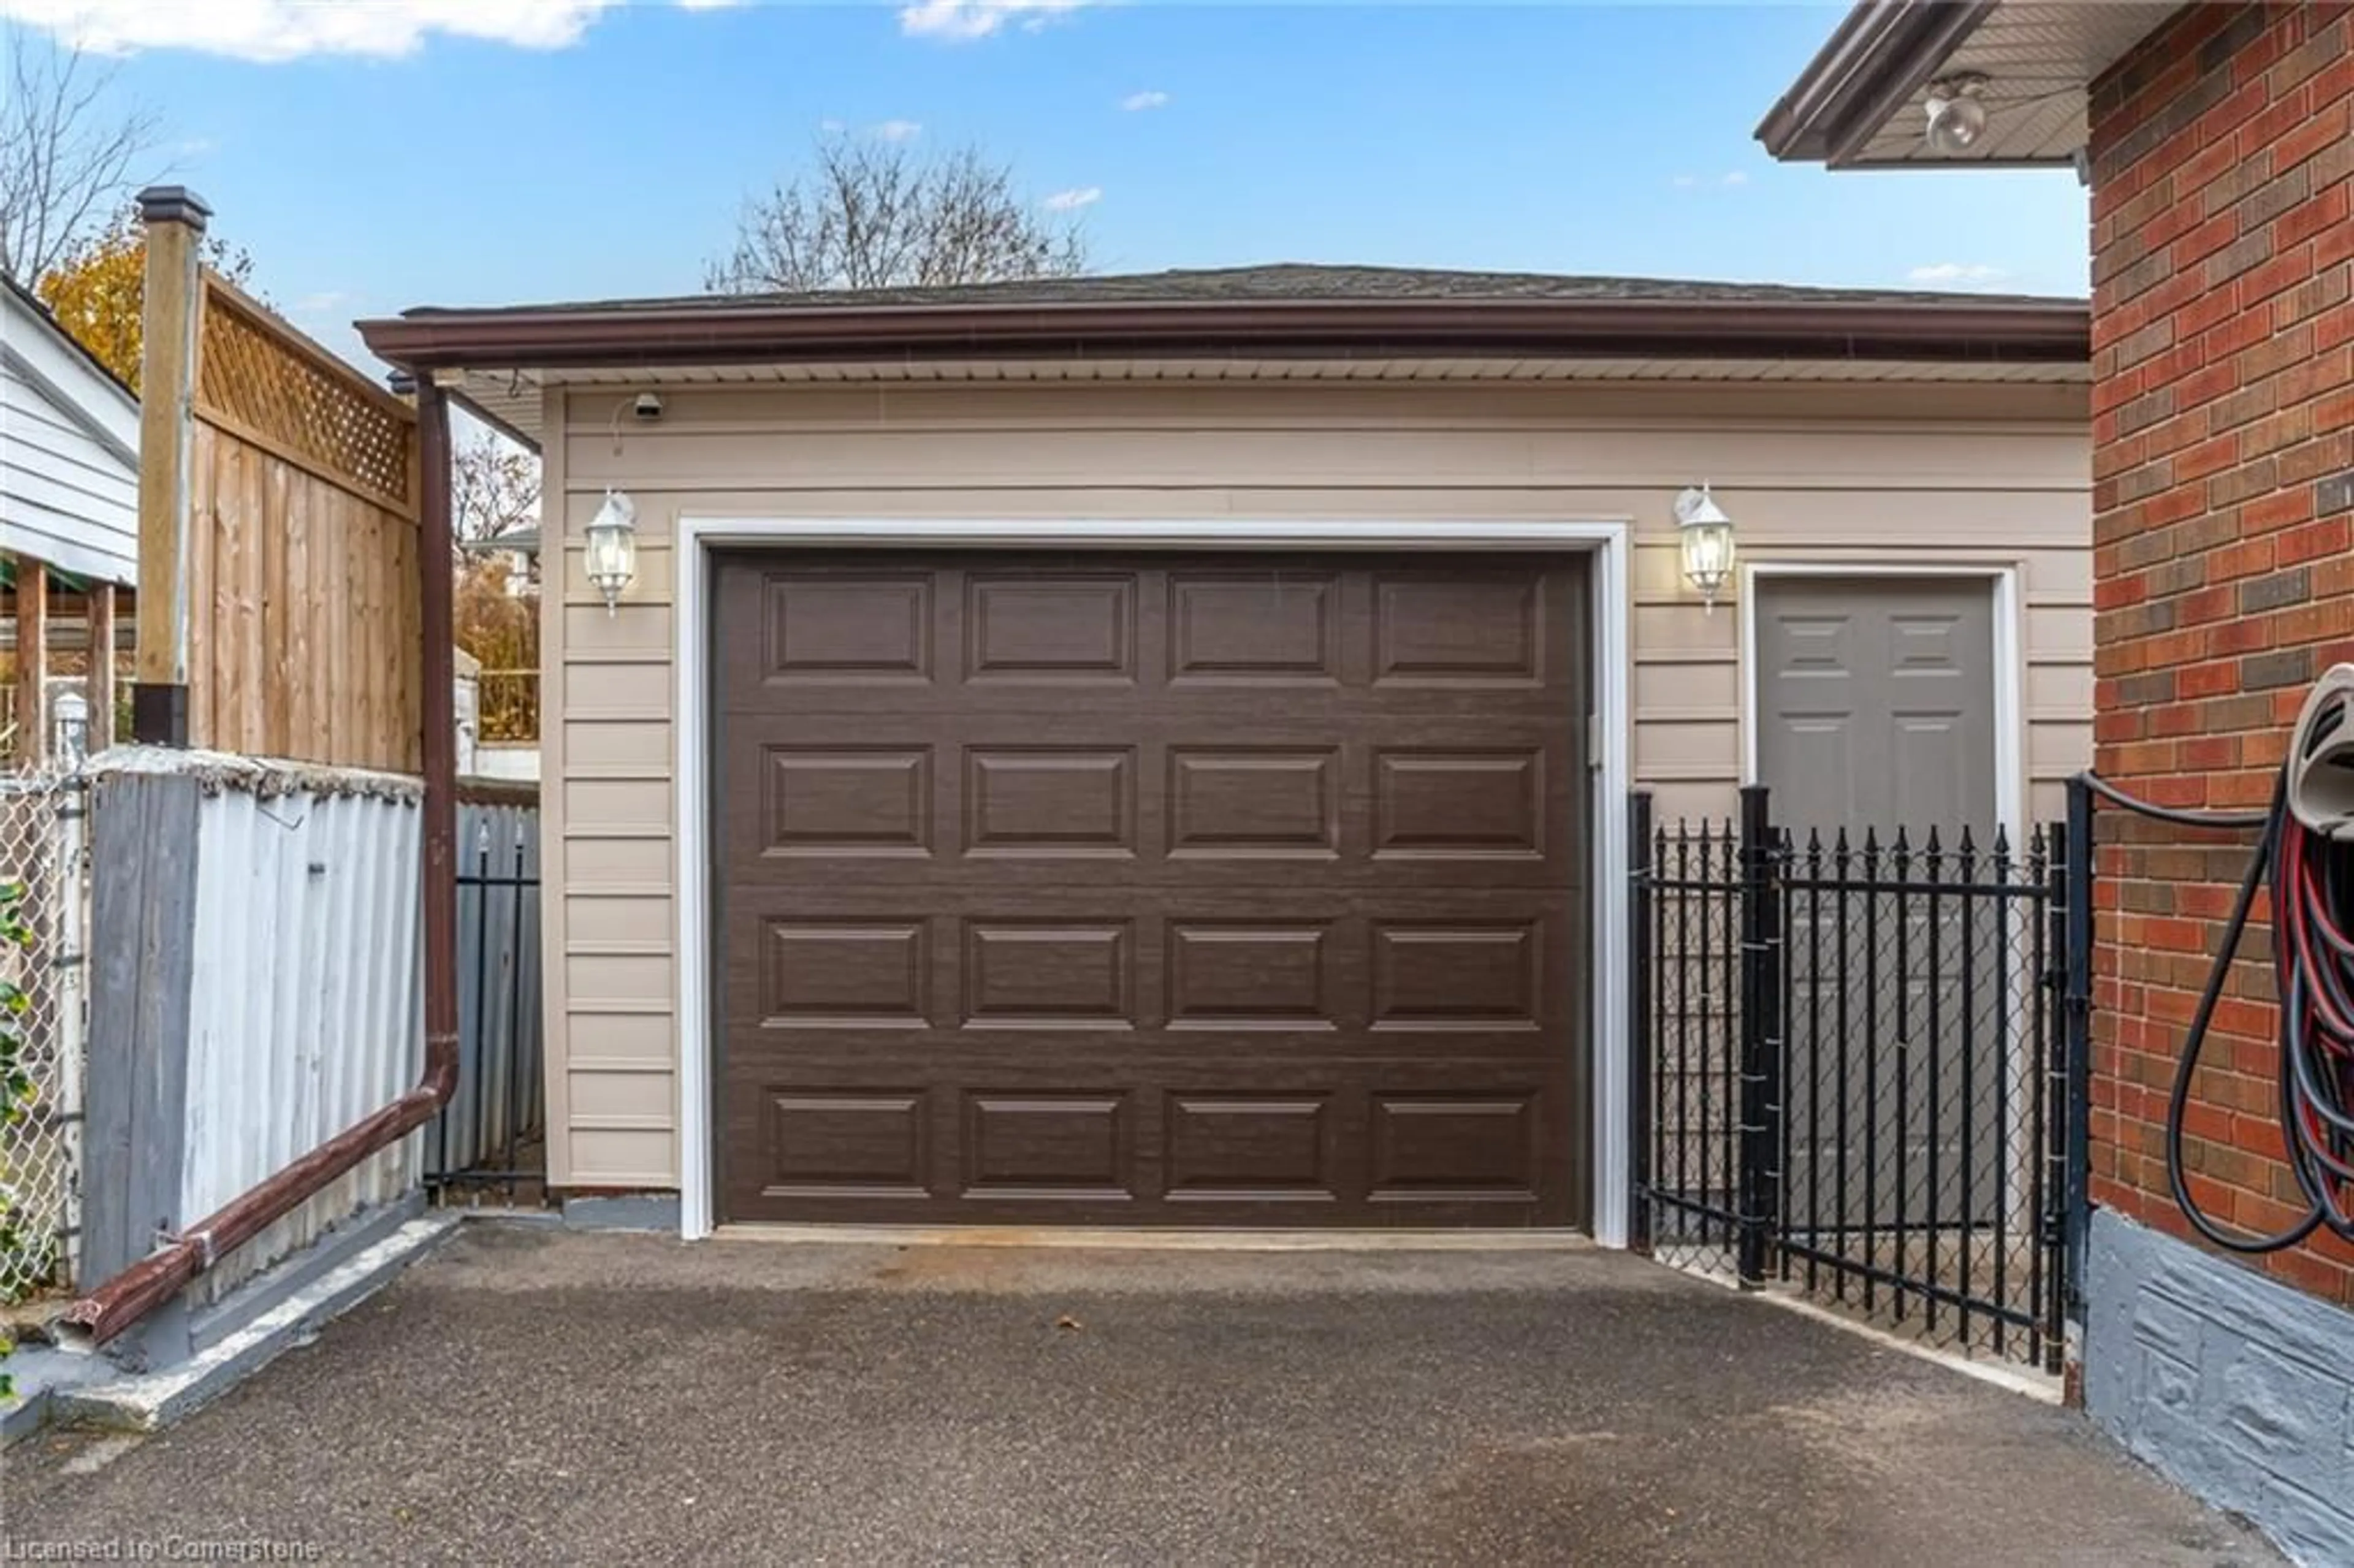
[1766,3,2354,1559]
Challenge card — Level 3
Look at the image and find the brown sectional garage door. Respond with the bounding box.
[713,551,1590,1227]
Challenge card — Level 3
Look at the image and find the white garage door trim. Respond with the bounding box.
[1737,560,2025,861]
[672,516,1636,1246]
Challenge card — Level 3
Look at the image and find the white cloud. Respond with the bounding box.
[0,0,619,59]
[677,0,741,8]
[1120,89,1170,112]
[898,0,1089,42]
[872,119,923,142]
[818,117,848,134]
[292,290,354,316]
[1042,186,1101,211]
[1721,170,1748,186]
[1908,262,2012,286]
[1672,171,1748,191]
[1670,174,1699,189]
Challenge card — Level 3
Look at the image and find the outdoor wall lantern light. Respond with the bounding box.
[584,488,638,615]
[1924,74,1990,154]
[1674,484,1735,611]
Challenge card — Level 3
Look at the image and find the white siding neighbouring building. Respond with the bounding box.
[1,276,139,587]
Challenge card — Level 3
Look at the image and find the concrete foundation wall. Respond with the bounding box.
[2085,1207,2354,1565]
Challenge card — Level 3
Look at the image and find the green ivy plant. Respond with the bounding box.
[0,878,34,1402]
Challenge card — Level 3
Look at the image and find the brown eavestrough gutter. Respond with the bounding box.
[356,293,2090,372]
[59,379,462,1349]
[1755,0,1999,166]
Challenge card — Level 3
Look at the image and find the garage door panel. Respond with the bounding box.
[714,550,1589,1228]
[1368,1092,1544,1202]
[721,895,1576,1025]
[1164,1092,1340,1201]
[756,569,940,687]
[722,688,1576,722]
[964,571,1143,687]
[1167,568,1346,687]
[722,1064,1577,1222]
[758,918,934,1029]
[718,725,1584,888]
[756,745,937,859]
[1165,921,1338,1030]
[964,746,1142,860]
[1371,571,1550,687]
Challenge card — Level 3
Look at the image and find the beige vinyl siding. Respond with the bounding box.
[545,378,2092,1190]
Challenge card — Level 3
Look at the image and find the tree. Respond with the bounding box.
[0,34,160,286]
[452,426,542,549]
[707,136,1086,294]
[34,205,255,391]
[451,425,544,742]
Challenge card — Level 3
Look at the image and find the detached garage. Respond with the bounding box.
[360,264,2093,1244]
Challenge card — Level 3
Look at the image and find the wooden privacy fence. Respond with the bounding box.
[189,279,421,770]
[137,190,422,774]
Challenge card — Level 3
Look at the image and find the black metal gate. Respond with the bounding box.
[1630,786,2081,1372]
[427,796,547,1204]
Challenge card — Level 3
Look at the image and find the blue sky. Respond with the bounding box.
[5,1,2092,374]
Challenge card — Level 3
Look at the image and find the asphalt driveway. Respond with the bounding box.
[5,1225,2276,1565]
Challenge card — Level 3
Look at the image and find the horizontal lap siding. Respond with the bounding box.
[547,381,2092,1189]
[0,357,139,584]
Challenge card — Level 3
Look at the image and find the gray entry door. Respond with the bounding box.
[1755,577,2003,1235]
[1754,577,1997,840]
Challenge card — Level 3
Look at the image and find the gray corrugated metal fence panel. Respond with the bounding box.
[180,784,424,1302]
[430,802,543,1178]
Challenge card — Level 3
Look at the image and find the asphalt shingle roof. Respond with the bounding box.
[407,262,2083,318]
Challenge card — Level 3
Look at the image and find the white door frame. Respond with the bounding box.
[1738,561,2025,853]
[672,516,1636,1245]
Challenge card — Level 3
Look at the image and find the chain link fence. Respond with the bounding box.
[0,732,91,1304]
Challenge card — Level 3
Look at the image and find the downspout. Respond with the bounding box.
[59,376,462,1348]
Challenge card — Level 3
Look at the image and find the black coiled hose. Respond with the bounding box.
[2091,768,2354,1251]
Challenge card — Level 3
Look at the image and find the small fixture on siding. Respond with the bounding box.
[585,489,639,615]
[1673,484,1735,611]
[1924,74,1990,154]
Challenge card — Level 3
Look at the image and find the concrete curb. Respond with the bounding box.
[3,1344,110,1446]
[51,1214,459,1434]
[187,1192,426,1357]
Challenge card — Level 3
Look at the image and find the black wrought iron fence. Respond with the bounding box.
[1631,786,2078,1372]
[427,797,546,1203]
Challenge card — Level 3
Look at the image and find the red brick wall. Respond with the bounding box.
[2089,1,2354,1304]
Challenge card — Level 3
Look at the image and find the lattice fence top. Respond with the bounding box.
[196,276,416,516]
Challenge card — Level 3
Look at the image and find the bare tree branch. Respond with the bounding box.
[0,34,162,286]
[450,425,543,551]
[706,136,1086,294]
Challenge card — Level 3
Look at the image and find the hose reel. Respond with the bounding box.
[2287,663,2354,837]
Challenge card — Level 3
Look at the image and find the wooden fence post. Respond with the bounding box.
[15,558,47,766]
[131,185,211,747]
[88,582,117,751]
